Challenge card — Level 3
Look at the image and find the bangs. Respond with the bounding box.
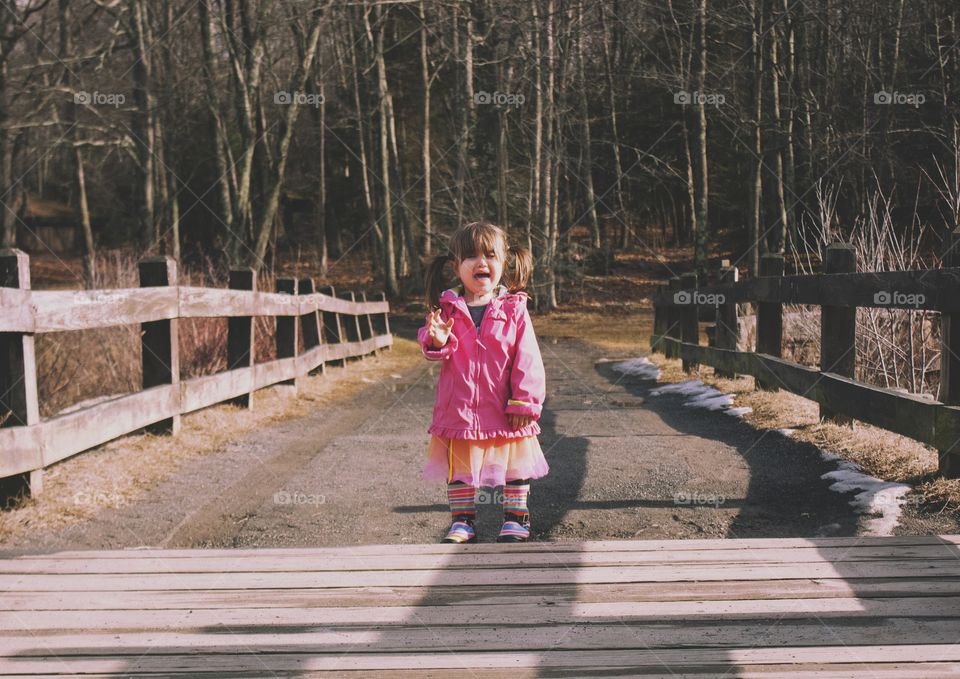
[449,222,506,260]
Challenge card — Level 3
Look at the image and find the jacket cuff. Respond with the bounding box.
[505,399,542,418]
[422,332,458,361]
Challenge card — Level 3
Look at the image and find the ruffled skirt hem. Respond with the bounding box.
[422,434,549,487]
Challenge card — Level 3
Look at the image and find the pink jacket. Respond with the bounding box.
[418,285,546,440]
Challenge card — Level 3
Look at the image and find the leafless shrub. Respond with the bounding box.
[790,176,940,397]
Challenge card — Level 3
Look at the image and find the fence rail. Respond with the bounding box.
[0,250,392,492]
[650,241,960,479]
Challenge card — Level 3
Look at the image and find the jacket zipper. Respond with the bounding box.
[473,303,484,432]
[469,300,492,433]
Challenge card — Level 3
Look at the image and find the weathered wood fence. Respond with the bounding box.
[0,250,392,494]
[651,240,960,479]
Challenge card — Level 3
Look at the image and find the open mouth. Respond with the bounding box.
[474,272,491,281]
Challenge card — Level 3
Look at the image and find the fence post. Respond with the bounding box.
[820,243,857,423]
[379,291,392,350]
[360,291,377,354]
[227,268,256,409]
[276,277,298,390]
[715,261,740,378]
[138,256,180,436]
[666,277,681,359]
[651,282,668,354]
[680,271,699,372]
[0,249,42,497]
[338,290,363,358]
[298,277,324,375]
[318,285,345,367]
[940,229,960,477]
[756,253,784,391]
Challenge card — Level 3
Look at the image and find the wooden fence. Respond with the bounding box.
[0,250,392,493]
[651,241,960,479]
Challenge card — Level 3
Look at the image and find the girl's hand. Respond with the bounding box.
[427,309,454,349]
[508,414,534,429]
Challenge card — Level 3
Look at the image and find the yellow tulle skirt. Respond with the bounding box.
[423,435,550,488]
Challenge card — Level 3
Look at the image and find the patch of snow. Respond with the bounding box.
[648,379,750,419]
[650,380,711,397]
[775,428,796,437]
[726,407,753,417]
[611,357,661,380]
[821,462,911,536]
[685,392,735,410]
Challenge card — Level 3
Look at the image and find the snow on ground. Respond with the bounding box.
[610,357,661,380]
[648,379,753,417]
[820,453,911,537]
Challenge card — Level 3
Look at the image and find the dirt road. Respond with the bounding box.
[0,312,875,553]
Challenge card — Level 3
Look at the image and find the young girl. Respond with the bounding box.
[418,221,549,544]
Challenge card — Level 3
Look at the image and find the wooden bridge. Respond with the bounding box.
[1,535,958,676]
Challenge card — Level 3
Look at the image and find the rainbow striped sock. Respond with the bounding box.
[498,483,531,541]
[447,483,476,521]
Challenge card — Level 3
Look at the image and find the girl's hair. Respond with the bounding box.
[425,221,533,309]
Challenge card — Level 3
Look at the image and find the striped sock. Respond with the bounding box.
[499,482,531,541]
[503,482,530,517]
[447,483,476,521]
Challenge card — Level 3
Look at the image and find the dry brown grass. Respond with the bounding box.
[0,338,421,541]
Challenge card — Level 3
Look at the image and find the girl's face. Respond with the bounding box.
[457,242,505,301]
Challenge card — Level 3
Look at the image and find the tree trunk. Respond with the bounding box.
[694,0,709,276]
[577,0,600,248]
[368,2,398,296]
[252,11,324,266]
[420,0,433,255]
[599,2,625,249]
[749,0,764,276]
[130,0,156,252]
[769,0,788,254]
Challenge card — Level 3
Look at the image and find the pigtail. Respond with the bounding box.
[506,245,533,294]
[425,253,452,309]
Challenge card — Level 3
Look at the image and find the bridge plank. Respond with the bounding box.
[4,645,960,673]
[1,544,957,574]
[4,596,960,632]
[2,560,958,591]
[5,534,956,559]
[5,578,959,611]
